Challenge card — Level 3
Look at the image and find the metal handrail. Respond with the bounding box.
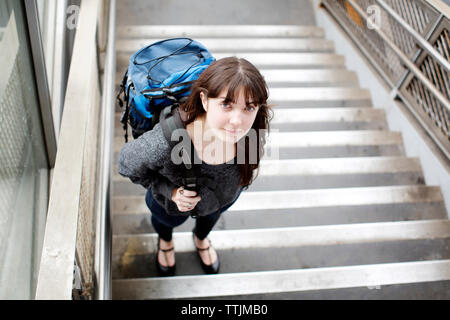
[94,0,115,300]
[35,0,100,299]
[346,0,450,112]
[320,0,450,160]
[375,0,450,75]
[424,0,450,20]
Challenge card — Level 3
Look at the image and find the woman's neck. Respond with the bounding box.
[186,116,236,165]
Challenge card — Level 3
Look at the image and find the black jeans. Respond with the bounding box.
[145,189,237,242]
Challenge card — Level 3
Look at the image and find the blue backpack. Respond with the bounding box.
[117,38,215,142]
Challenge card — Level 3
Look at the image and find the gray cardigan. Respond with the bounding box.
[117,122,243,216]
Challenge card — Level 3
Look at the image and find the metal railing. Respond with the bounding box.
[94,0,115,300]
[35,0,115,300]
[321,0,450,160]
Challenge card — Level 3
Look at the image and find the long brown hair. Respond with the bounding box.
[181,57,272,187]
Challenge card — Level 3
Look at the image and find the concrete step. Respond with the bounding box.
[114,107,388,137]
[113,185,444,216]
[116,25,326,39]
[268,130,404,158]
[113,221,450,281]
[218,280,450,299]
[112,198,447,235]
[262,130,403,158]
[111,185,446,235]
[270,107,387,131]
[115,68,359,89]
[247,158,424,191]
[112,220,450,279]
[116,52,348,71]
[227,185,442,214]
[112,260,450,299]
[112,220,450,270]
[114,130,405,161]
[268,87,372,108]
[116,38,335,54]
[260,69,359,87]
[113,220,450,254]
[112,156,424,196]
[114,87,373,112]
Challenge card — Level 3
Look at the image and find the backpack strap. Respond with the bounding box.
[117,70,131,143]
[160,105,198,190]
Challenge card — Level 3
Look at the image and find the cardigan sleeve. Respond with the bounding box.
[117,126,177,200]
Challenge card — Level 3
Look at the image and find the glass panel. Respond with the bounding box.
[0,0,49,299]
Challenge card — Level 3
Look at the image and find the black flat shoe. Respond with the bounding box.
[192,233,220,274]
[156,237,176,277]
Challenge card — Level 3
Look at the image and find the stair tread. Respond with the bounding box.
[117,52,347,69]
[231,185,442,211]
[116,69,359,87]
[113,219,450,253]
[269,87,371,101]
[113,156,421,182]
[116,25,325,38]
[114,107,387,125]
[265,130,402,147]
[114,130,403,153]
[112,259,450,299]
[260,69,358,83]
[270,107,386,123]
[116,38,335,53]
[112,185,443,215]
[214,52,346,66]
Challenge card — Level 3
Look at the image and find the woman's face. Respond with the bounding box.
[200,88,259,144]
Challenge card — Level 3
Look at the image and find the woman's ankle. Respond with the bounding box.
[158,238,175,267]
[159,237,173,247]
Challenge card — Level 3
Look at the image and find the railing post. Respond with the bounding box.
[94,0,115,300]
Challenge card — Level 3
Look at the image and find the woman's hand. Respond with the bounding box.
[171,186,201,212]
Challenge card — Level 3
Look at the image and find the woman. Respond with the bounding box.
[118,57,272,276]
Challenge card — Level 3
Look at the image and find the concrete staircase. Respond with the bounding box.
[111,25,450,299]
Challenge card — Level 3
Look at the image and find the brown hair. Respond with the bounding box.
[181,57,272,187]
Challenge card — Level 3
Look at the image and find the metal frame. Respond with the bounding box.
[321,0,450,160]
[345,0,449,112]
[23,0,57,167]
[394,4,443,91]
[50,0,68,139]
[424,0,450,20]
[375,0,450,83]
[398,18,450,157]
[94,0,115,300]
[320,2,397,88]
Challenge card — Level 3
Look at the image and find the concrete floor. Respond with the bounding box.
[116,0,316,26]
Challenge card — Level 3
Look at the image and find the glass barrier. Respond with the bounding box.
[0,0,49,300]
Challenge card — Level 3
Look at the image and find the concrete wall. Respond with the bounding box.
[310,0,450,217]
